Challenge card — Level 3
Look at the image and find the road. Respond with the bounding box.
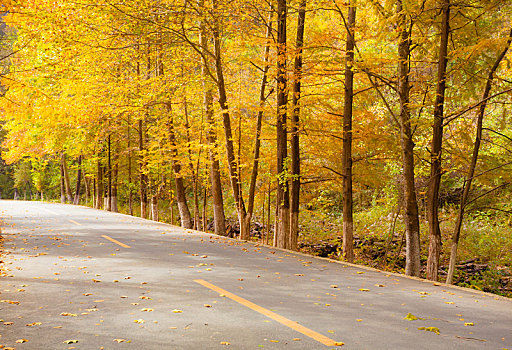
[0,200,511,349]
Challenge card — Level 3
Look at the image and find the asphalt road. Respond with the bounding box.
[0,200,511,350]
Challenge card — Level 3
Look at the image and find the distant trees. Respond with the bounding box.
[1,0,512,283]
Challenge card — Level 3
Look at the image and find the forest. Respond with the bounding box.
[0,0,511,297]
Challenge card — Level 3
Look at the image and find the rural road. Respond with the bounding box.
[0,200,511,349]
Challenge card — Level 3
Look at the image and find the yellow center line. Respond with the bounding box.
[101,235,131,249]
[194,279,343,347]
[69,219,82,226]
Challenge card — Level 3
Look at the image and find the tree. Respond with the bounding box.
[290,0,306,251]
[426,0,450,282]
[396,0,421,277]
[341,0,356,263]
[275,0,290,249]
[446,26,512,284]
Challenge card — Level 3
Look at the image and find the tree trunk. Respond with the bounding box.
[204,91,227,236]
[289,0,305,252]
[184,98,200,229]
[342,1,356,262]
[83,171,90,205]
[199,0,227,236]
[427,0,450,281]
[95,157,104,209]
[73,154,82,205]
[446,27,512,284]
[60,161,65,203]
[151,194,159,221]
[62,153,73,203]
[275,0,290,249]
[202,187,207,232]
[106,135,112,211]
[243,7,274,242]
[111,160,118,213]
[212,0,249,239]
[397,0,421,277]
[167,102,193,229]
[139,119,148,218]
[128,116,134,216]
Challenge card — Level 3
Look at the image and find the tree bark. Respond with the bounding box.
[205,91,227,236]
[73,154,82,205]
[275,0,290,249]
[151,193,159,221]
[139,118,148,218]
[184,98,200,229]
[199,0,226,237]
[111,157,118,213]
[427,0,450,281]
[342,0,356,262]
[289,0,305,252]
[128,116,134,215]
[83,170,90,205]
[95,156,104,210]
[397,0,421,276]
[167,102,193,229]
[212,0,249,240]
[446,27,512,284]
[62,153,73,203]
[60,160,65,204]
[243,7,274,243]
[106,135,112,211]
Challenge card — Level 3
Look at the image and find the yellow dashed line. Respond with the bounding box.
[194,279,343,347]
[101,235,131,249]
[69,219,81,226]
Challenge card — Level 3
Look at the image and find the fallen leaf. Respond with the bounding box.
[141,308,154,312]
[83,293,92,296]
[375,284,385,287]
[172,309,183,313]
[359,288,370,292]
[220,341,230,345]
[330,285,339,289]
[1,300,20,305]
[204,304,212,308]
[60,313,78,317]
[113,339,127,343]
[92,279,101,283]
[134,319,145,324]
[334,341,345,346]
[16,339,29,343]
[403,313,421,321]
[464,322,474,326]
[3,321,14,325]
[418,326,440,335]
[63,339,78,344]
[26,322,42,327]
